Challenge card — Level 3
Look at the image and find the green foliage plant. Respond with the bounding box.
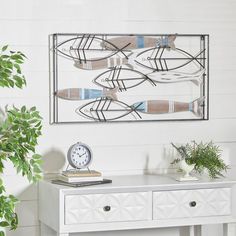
[0,45,42,235]
[0,45,26,88]
[171,141,228,179]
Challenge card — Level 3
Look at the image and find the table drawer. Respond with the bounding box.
[153,188,231,220]
[65,192,149,224]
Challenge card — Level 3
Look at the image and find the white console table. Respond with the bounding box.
[39,174,236,236]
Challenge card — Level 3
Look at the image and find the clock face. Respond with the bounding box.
[67,143,92,169]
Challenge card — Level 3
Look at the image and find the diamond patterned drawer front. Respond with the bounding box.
[153,188,231,220]
[65,192,149,224]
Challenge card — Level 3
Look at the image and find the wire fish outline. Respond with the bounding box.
[93,66,156,91]
[55,34,132,63]
[135,47,206,71]
[76,97,143,122]
[76,96,205,122]
[93,66,205,91]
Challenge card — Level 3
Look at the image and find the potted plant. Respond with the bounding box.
[0,45,42,236]
[171,141,228,179]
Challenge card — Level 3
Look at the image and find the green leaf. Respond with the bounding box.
[2,45,8,52]
[0,221,10,227]
[0,231,5,236]
[171,141,228,179]
[0,45,43,235]
[20,106,26,113]
[30,106,36,112]
[33,165,42,173]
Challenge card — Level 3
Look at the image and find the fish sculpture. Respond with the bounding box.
[93,67,205,91]
[100,35,176,50]
[132,97,204,117]
[156,35,176,50]
[55,88,118,100]
[147,69,205,86]
[93,67,155,91]
[135,47,206,72]
[55,34,131,62]
[76,97,204,121]
[76,97,141,121]
[73,53,135,70]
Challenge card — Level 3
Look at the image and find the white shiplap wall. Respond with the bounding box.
[1,0,236,235]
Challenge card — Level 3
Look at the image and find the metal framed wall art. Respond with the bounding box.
[49,33,209,123]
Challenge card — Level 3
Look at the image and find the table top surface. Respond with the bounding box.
[40,174,236,194]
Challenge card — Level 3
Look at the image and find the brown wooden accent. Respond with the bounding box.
[56,88,81,100]
[146,100,189,114]
[101,36,157,50]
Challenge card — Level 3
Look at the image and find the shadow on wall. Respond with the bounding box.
[143,145,177,175]
[42,148,66,174]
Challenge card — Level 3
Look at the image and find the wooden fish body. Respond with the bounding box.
[56,88,117,100]
[76,97,204,122]
[132,97,204,117]
[73,54,134,70]
[147,69,205,86]
[101,35,176,50]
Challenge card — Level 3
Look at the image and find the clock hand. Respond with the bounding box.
[79,152,86,157]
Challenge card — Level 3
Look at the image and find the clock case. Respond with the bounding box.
[67,142,93,171]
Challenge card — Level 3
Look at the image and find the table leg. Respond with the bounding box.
[194,225,201,236]
[40,222,69,236]
[179,225,202,236]
[223,223,236,236]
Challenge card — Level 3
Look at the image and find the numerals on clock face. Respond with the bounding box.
[71,145,91,168]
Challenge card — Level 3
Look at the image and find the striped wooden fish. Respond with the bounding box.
[55,34,131,62]
[132,97,204,117]
[135,47,206,72]
[55,88,118,100]
[156,35,176,50]
[147,69,205,86]
[93,67,205,91]
[73,53,134,70]
[76,97,204,121]
[101,35,176,50]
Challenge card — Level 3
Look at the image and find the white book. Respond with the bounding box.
[57,174,103,183]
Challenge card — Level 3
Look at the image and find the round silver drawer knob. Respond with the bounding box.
[189,201,197,207]
[103,206,111,212]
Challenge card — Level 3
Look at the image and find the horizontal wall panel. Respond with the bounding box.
[16,200,38,227]
[3,141,235,177]
[1,174,38,200]
[41,141,236,175]
[6,226,39,236]
[210,70,236,95]
[210,94,236,119]
[0,0,235,23]
[36,119,236,150]
[1,20,236,46]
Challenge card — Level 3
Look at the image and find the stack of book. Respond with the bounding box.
[52,170,112,187]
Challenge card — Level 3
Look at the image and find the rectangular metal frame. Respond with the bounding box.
[49,33,209,124]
